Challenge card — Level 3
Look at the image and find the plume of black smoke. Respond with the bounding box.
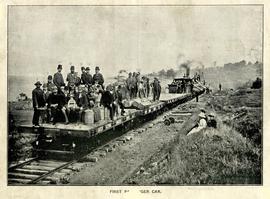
[176,53,205,77]
[180,61,191,77]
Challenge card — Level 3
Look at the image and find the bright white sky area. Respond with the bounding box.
[8,5,262,77]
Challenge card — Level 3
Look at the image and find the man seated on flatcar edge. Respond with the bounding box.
[47,86,69,125]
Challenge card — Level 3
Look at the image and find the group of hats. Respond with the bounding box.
[198,108,215,118]
[34,81,42,86]
[81,66,90,71]
[81,66,100,70]
[57,64,100,71]
[35,65,101,86]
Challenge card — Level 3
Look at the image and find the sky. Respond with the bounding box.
[8,5,263,78]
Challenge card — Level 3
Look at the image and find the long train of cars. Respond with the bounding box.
[16,79,206,158]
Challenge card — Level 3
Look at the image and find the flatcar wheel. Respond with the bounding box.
[164,107,169,112]
[164,119,171,126]
[169,117,175,124]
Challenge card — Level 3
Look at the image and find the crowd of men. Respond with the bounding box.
[125,72,161,101]
[32,65,161,126]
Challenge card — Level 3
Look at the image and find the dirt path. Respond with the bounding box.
[69,117,180,185]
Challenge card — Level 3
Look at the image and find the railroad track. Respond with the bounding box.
[8,127,139,185]
[8,159,73,185]
[122,109,197,184]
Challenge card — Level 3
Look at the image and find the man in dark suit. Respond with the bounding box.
[153,77,161,101]
[44,75,55,92]
[76,85,90,122]
[80,66,87,85]
[100,85,114,120]
[93,66,104,88]
[67,66,79,89]
[85,67,93,87]
[47,86,69,124]
[32,81,46,126]
[53,64,65,88]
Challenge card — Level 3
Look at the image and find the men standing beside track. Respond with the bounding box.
[93,66,104,88]
[32,81,46,126]
[53,64,65,89]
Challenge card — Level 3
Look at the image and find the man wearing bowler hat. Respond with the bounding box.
[85,67,93,86]
[93,66,104,88]
[67,65,80,89]
[53,64,65,88]
[80,66,87,85]
[44,75,55,92]
[32,81,46,126]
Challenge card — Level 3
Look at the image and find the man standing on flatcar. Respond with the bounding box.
[44,75,55,92]
[53,64,65,89]
[153,77,161,101]
[32,81,46,126]
[67,66,79,89]
[93,66,104,88]
[132,72,137,98]
[81,66,87,85]
[126,72,133,99]
[85,67,93,87]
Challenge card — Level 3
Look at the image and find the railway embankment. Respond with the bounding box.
[125,86,262,185]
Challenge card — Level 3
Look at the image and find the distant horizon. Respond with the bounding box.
[8,59,262,77]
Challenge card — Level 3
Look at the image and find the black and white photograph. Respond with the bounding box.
[6,3,263,187]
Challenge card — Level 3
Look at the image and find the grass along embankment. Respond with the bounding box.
[128,83,262,185]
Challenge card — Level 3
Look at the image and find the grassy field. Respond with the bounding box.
[156,124,261,184]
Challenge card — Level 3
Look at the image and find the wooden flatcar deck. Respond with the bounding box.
[19,109,138,138]
[17,92,196,138]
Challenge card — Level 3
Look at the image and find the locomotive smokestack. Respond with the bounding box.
[180,62,191,77]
